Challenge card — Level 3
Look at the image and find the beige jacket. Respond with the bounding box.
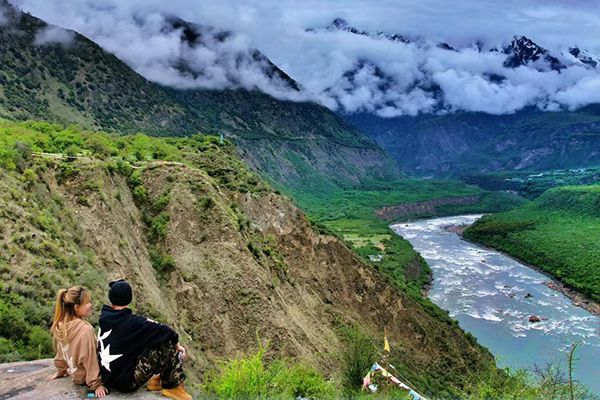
[54,318,103,390]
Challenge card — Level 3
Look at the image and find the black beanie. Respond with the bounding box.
[109,279,132,306]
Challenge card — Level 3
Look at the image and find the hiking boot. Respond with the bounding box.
[161,383,192,400]
[147,374,161,391]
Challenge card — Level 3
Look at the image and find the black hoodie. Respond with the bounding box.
[97,305,178,391]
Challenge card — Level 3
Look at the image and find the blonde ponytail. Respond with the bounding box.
[50,286,90,346]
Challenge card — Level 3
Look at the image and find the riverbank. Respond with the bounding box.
[443,222,600,318]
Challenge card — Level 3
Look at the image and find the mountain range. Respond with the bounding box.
[319,18,600,71]
[4,1,600,179]
[314,18,600,176]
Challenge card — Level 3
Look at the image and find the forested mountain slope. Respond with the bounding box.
[348,106,600,177]
[464,186,600,301]
[0,1,400,193]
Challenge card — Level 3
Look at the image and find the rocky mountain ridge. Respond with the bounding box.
[316,18,594,71]
[308,17,410,44]
[497,36,564,70]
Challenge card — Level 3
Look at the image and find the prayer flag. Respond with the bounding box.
[363,375,371,388]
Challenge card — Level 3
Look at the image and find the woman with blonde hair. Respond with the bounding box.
[50,286,108,398]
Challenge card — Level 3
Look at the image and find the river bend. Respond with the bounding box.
[391,215,600,394]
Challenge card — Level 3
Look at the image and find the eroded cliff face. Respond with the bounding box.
[1,158,494,391]
[374,195,482,221]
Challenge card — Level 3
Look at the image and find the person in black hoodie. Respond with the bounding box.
[97,279,192,400]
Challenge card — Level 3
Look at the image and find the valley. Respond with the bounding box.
[1,0,600,398]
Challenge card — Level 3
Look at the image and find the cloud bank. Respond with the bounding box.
[34,25,75,46]
[9,0,600,116]
[0,4,8,25]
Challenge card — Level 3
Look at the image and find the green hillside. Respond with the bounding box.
[0,119,490,398]
[460,167,600,200]
[464,186,600,300]
[0,1,399,195]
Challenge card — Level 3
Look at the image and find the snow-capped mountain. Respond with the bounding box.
[314,19,572,71]
[303,18,600,118]
[567,47,600,68]
[307,17,409,43]
[498,36,564,71]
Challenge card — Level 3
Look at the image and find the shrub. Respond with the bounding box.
[247,241,261,260]
[21,168,37,187]
[267,361,336,400]
[203,335,335,400]
[152,190,171,213]
[199,196,214,212]
[340,327,376,393]
[127,170,143,188]
[132,185,147,203]
[27,326,53,356]
[56,163,80,184]
[149,213,170,241]
[116,159,132,176]
[0,300,29,341]
[64,145,82,157]
[149,247,176,275]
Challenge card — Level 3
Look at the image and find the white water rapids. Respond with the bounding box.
[391,215,600,395]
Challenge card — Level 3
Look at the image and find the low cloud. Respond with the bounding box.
[10,0,600,116]
[11,1,310,102]
[0,3,10,25]
[287,33,600,116]
[34,25,75,46]
[552,76,600,110]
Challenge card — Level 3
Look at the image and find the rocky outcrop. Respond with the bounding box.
[374,195,481,220]
[0,359,160,399]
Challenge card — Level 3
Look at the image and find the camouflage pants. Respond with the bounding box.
[124,342,186,391]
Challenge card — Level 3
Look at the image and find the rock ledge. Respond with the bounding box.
[0,359,165,399]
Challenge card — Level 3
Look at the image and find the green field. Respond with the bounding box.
[464,186,600,301]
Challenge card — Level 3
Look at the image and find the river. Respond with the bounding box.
[391,215,600,395]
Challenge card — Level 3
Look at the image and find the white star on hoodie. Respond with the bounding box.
[98,328,123,372]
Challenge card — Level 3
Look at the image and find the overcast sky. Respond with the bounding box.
[9,0,600,116]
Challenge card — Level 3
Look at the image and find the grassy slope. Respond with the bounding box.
[464,186,600,301]
[0,119,267,361]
